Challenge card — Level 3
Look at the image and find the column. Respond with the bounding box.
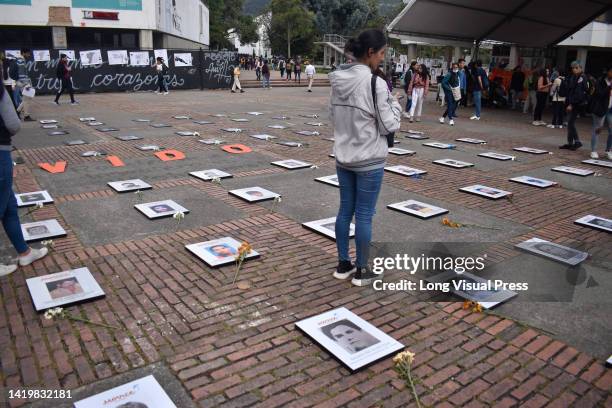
[51,26,67,49]
[577,48,588,68]
[407,44,417,62]
[139,29,153,50]
[509,45,518,68]
[452,46,462,62]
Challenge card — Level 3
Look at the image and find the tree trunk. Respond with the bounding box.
[287,23,291,58]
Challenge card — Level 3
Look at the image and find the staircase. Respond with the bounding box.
[240,78,330,89]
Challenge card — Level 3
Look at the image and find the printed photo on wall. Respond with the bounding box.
[15,190,53,207]
[74,375,176,408]
[516,238,588,266]
[295,307,404,372]
[33,50,50,62]
[129,51,150,66]
[302,217,354,240]
[107,50,129,65]
[154,49,169,65]
[185,237,259,268]
[79,49,102,66]
[26,267,105,312]
[174,53,193,67]
[21,219,66,242]
[58,50,75,60]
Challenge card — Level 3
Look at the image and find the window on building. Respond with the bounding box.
[0,27,53,49]
[67,27,139,49]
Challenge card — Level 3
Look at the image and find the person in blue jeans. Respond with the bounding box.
[589,65,612,160]
[439,62,460,126]
[470,60,485,121]
[0,75,48,277]
[329,29,402,286]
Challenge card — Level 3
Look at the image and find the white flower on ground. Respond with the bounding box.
[173,211,185,221]
[35,202,44,209]
[211,177,222,184]
[274,196,282,203]
[310,165,319,169]
[41,240,54,247]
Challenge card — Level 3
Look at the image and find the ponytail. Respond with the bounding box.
[345,29,386,59]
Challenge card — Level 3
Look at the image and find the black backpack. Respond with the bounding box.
[162,64,168,75]
[558,77,569,97]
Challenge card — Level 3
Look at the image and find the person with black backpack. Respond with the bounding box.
[401,61,416,118]
[561,61,588,150]
[470,60,487,121]
[548,68,566,129]
[588,65,612,160]
[53,53,77,105]
[152,57,169,95]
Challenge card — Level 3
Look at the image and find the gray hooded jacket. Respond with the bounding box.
[329,63,402,172]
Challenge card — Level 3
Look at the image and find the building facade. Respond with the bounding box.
[0,0,210,50]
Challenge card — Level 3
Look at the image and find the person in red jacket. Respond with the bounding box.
[53,54,77,105]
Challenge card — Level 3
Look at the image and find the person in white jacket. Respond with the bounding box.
[305,61,316,92]
[329,29,402,287]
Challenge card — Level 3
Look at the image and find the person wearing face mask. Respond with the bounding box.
[439,62,460,126]
[329,29,402,287]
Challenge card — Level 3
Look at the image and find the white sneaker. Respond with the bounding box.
[470,115,480,120]
[607,151,612,160]
[557,125,564,129]
[0,264,17,277]
[18,247,48,267]
[163,92,169,95]
[532,121,540,126]
[590,152,599,159]
[415,117,421,122]
[449,119,455,126]
[539,121,547,126]
[439,117,445,124]
[402,112,410,118]
[546,124,555,128]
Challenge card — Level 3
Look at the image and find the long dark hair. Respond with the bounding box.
[417,64,429,80]
[538,68,549,85]
[345,29,386,59]
[0,61,4,100]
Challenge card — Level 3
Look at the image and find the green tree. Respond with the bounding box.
[266,0,316,57]
[206,0,260,49]
[306,0,370,36]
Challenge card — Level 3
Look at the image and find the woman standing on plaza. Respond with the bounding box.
[439,62,460,126]
[0,67,48,277]
[532,68,551,126]
[329,29,402,287]
[407,63,429,122]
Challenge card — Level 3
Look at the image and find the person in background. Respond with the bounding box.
[548,68,565,129]
[271,57,277,71]
[305,60,316,92]
[407,63,429,122]
[0,68,49,277]
[329,29,402,287]
[10,49,34,121]
[562,61,588,151]
[439,62,460,126]
[470,60,486,121]
[279,58,286,78]
[509,65,525,110]
[458,58,467,108]
[401,61,416,118]
[1,53,15,108]
[588,65,612,159]
[255,58,262,81]
[152,57,168,95]
[523,70,538,115]
[53,53,77,105]
[294,59,302,84]
[231,64,245,93]
[532,68,551,126]
[330,57,337,72]
[261,59,271,89]
[286,59,293,81]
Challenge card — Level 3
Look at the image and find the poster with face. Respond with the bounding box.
[185,237,259,268]
[108,179,152,193]
[21,219,66,242]
[116,135,143,141]
[478,152,515,161]
[15,190,53,207]
[74,375,176,408]
[387,148,416,156]
[423,142,456,149]
[302,217,354,240]
[26,267,105,312]
[460,184,512,200]
[574,215,612,233]
[129,51,150,66]
[581,159,612,168]
[295,307,404,372]
[79,49,103,66]
[229,187,280,203]
[516,238,588,266]
[221,128,243,133]
[433,159,474,168]
[384,165,427,177]
[271,160,311,170]
[456,138,487,144]
[387,200,448,219]
[315,175,339,187]
[107,50,129,65]
[231,118,249,123]
[551,166,593,177]
[513,146,549,155]
[189,169,232,181]
[250,134,276,141]
[510,176,557,188]
[33,50,50,62]
[173,53,193,67]
[426,271,518,309]
[154,49,169,65]
[135,200,189,219]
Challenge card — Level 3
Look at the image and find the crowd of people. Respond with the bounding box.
[233,55,318,92]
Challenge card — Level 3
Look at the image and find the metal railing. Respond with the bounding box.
[323,34,347,45]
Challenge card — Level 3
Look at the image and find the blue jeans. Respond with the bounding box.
[0,151,28,254]
[262,75,270,88]
[13,87,22,109]
[591,112,612,152]
[335,166,384,268]
[473,91,481,117]
[443,90,456,119]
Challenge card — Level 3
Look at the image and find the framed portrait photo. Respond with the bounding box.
[400,130,428,140]
[305,122,325,127]
[150,123,172,128]
[64,140,88,146]
[133,118,151,123]
[137,145,162,151]
[271,159,312,170]
[79,117,96,122]
[314,174,339,187]
[21,219,66,242]
[48,130,69,136]
[193,120,214,125]
[108,179,152,193]
[231,118,249,123]
[185,237,259,268]
[277,141,304,147]
[198,139,224,145]
[425,271,517,309]
[460,184,512,199]
[173,115,191,120]
[267,124,287,129]
[433,159,474,168]
[302,217,354,240]
[26,267,105,312]
[229,187,280,203]
[384,165,427,177]
[250,134,277,141]
[39,119,58,124]
[478,152,515,161]
[15,190,53,207]
[513,146,549,154]
[551,166,593,177]
[74,375,176,408]
[423,142,456,149]
[295,307,404,372]
[135,200,189,219]
[115,135,143,141]
[574,215,612,233]
[581,159,612,168]
[509,176,557,188]
[388,147,416,156]
[295,130,320,136]
[456,138,487,145]
[175,131,199,137]
[516,238,588,266]
[221,128,243,133]
[246,111,264,116]
[189,169,233,181]
[387,199,448,219]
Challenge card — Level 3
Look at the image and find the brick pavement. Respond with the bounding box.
[0,88,611,407]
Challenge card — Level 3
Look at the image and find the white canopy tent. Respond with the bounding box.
[387,0,612,47]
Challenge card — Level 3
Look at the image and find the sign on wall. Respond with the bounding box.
[0,0,31,4]
[71,0,142,10]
